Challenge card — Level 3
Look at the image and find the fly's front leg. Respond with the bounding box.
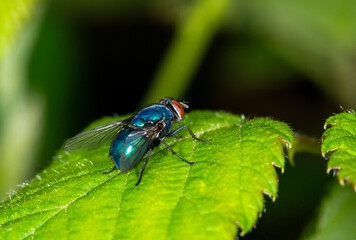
[167,125,211,142]
[160,139,194,165]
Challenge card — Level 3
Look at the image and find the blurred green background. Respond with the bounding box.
[1,0,355,239]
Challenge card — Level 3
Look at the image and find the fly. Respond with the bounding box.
[64,98,210,186]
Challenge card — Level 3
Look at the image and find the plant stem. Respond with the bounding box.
[140,0,230,106]
[288,133,321,166]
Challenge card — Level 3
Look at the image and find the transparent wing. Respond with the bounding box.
[119,129,155,172]
[64,118,131,151]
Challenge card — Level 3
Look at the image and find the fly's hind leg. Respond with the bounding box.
[160,139,194,165]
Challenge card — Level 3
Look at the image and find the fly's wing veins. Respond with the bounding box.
[64,118,132,151]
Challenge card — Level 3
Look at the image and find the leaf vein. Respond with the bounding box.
[7,168,110,207]
[17,173,118,239]
[165,131,199,238]
[110,171,130,240]
[1,207,61,227]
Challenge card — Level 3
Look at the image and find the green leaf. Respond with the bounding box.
[0,110,294,239]
[322,112,356,189]
[302,184,356,240]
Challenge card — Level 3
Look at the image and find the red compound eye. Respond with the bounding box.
[172,100,184,119]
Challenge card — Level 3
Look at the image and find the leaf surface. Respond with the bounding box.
[0,111,294,239]
[322,112,356,189]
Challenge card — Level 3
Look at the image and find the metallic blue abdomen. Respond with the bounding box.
[110,128,151,172]
[110,129,131,170]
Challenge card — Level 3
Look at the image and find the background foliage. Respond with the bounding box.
[0,0,355,239]
[322,112,356,189]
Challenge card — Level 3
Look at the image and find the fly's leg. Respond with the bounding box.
[103,166,117,175]
[167,125,211,142]
[160,139,194,165]
[135,147,153,187]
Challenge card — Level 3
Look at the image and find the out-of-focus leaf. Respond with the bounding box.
[322,112,356,189]
[302,184,356,240]
[236,0,356,107]
[0,0,45,197]
[0,111,294,239]
[0,0,41,59]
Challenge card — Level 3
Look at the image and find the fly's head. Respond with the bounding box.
[159,98,188,122]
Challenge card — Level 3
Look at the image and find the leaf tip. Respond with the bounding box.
[279,137,292,149]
